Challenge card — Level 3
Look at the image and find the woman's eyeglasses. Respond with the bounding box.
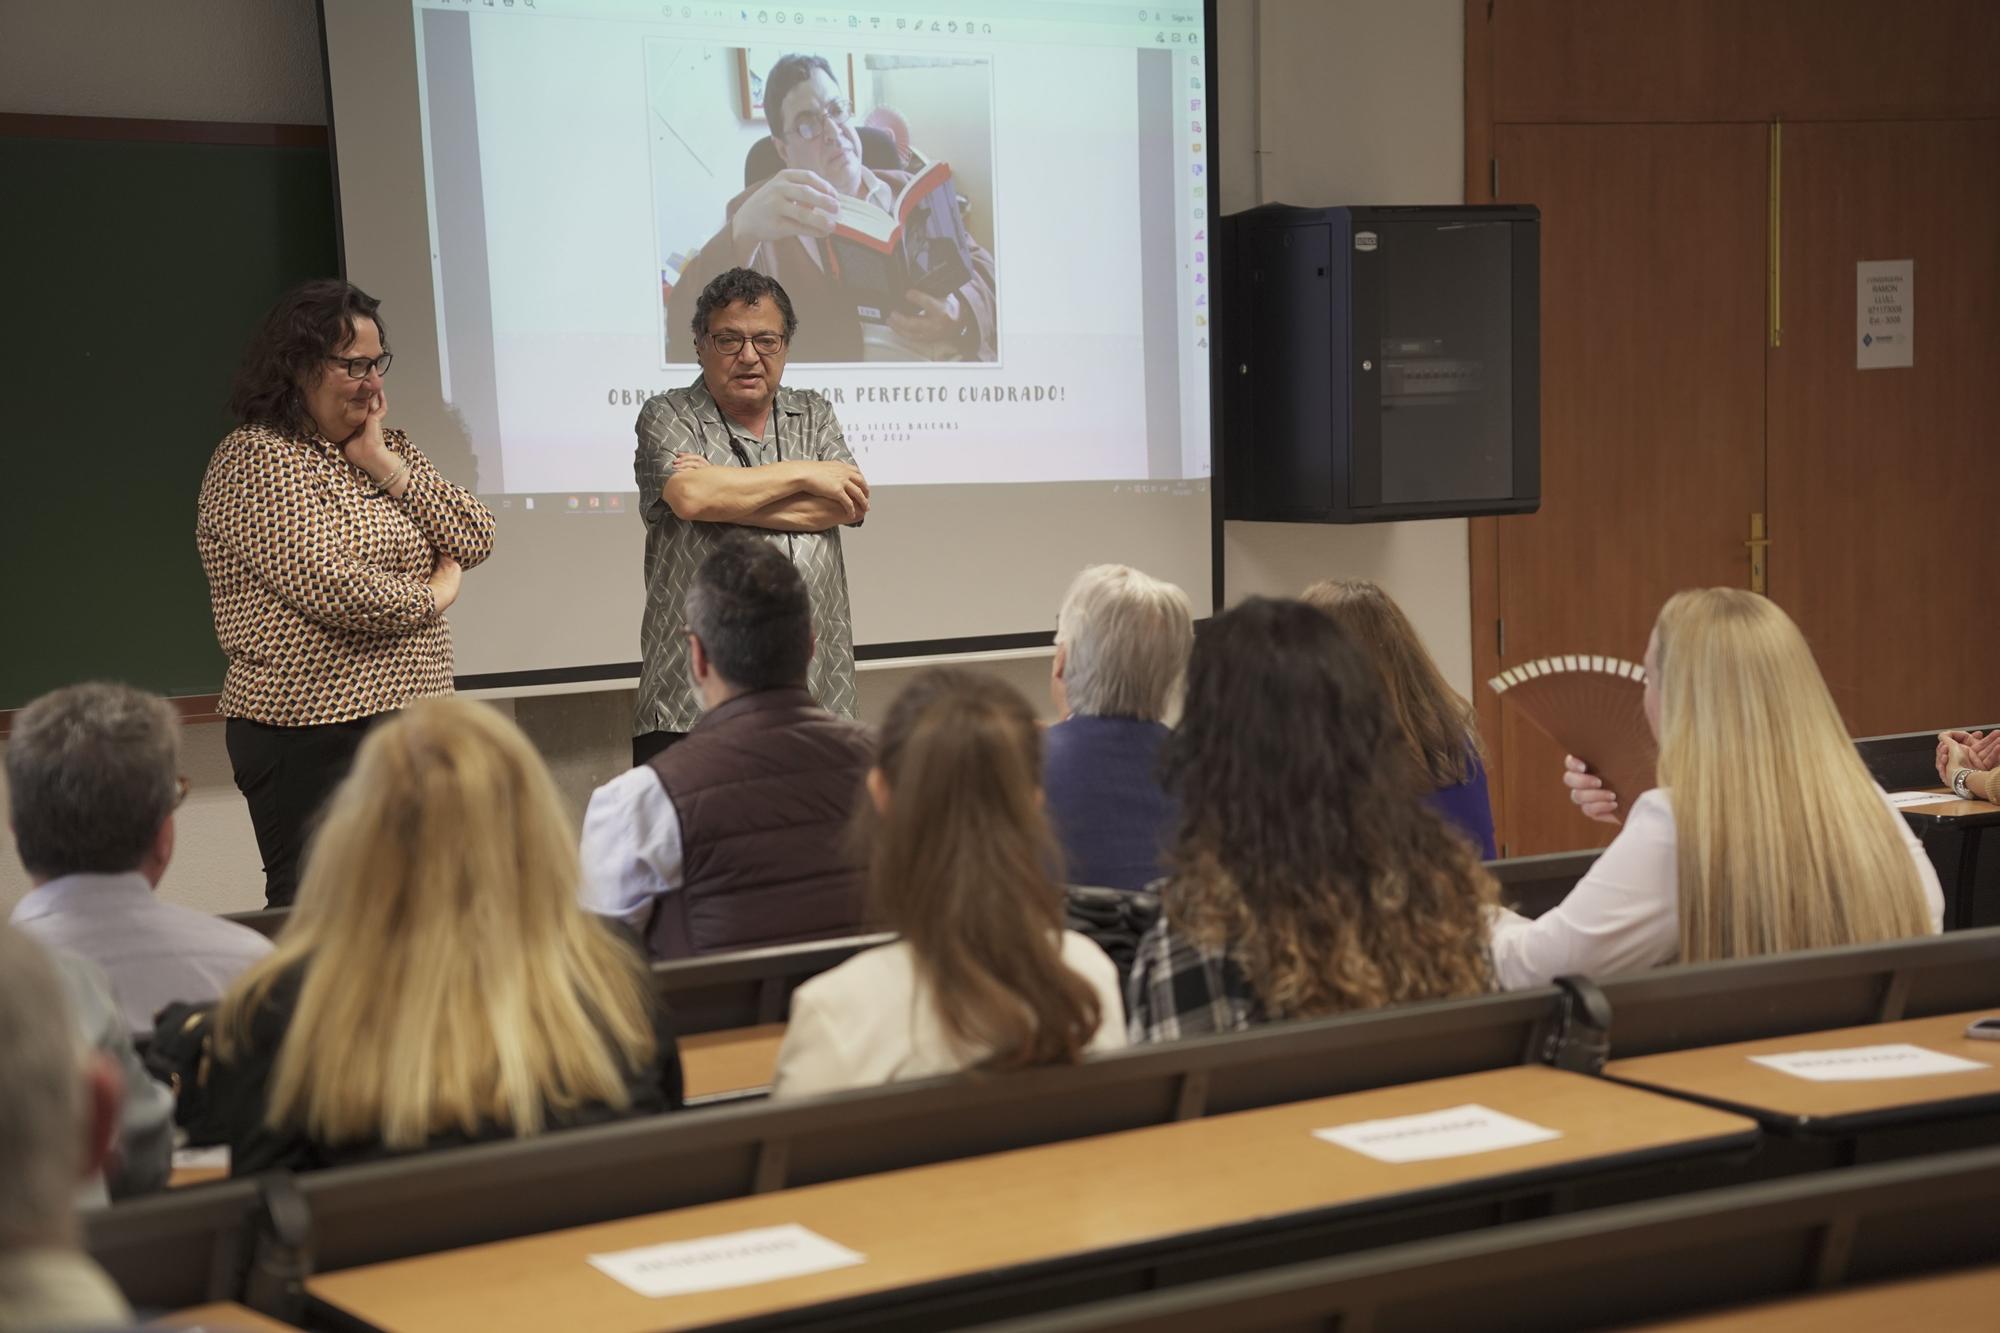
[327,352,395,380]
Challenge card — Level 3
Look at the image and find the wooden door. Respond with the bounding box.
[1483,124,1770,855]
[1767,121,2000,734]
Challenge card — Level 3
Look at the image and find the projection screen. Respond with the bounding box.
[321,0,1220,685]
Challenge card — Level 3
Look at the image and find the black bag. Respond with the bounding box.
[1064,884,1163,987]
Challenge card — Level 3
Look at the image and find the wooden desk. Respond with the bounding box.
[1622,1263,2000,1331]
[678,1023,785,1104]
[308,1065,1755,1333]
[149,1301,301,1330]
[1897,788,2000,928]
[1605,1011,2000,1134]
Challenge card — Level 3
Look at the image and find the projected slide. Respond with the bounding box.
[410,0,1212,496]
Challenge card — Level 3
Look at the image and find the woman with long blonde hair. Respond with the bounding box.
[770,669,1126,1097]
[1493,589,1942,987]
[1128,599,1497,1042]
[1304,578,1496,857]
[173,699,680,1173]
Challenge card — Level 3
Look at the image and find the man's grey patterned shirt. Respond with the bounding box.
[633,377,858,735]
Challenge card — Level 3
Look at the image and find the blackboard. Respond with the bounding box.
[0,123,338,710]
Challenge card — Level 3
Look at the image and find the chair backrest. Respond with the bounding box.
[84,1178,262,1313]
[1484,848,1599,919]
[1592,925,2000,1060]
[97,929,2000,1309]
[88,985,1561,1306]
[650,931,894,1034]
[222,907,288,940]
[1855,724,2000,790]
[294,987,1557,1274]
[966,1141,2000,1333]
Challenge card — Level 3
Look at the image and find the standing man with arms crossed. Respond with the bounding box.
[633,267,871,765]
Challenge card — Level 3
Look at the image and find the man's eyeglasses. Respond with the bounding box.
[327,352,394,380]
[785,98,852,143]
[705,331,788,357]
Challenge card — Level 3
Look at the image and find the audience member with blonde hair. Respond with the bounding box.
[1494,589,1942,988]
[161,700,681,1174]
[770,669,1126,1097]
[1128,599,1497,1042]
[1304,578,1496,857]
[1044,563,1196,891]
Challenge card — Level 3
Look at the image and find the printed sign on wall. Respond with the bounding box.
[1857,259,1914,369]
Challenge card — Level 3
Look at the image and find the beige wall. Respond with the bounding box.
[0,0,1467,919]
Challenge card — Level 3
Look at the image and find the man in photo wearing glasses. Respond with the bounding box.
[630,267,871,766]
[666,53,997,362]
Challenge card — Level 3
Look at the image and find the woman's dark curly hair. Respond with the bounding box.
[229,279,386,438]
[1161,597,1496,1019]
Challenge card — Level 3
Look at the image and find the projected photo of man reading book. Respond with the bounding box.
[651,46,998,365]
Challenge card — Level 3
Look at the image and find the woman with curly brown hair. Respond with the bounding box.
[198,280,495,906]
[1127,598,1497,1042]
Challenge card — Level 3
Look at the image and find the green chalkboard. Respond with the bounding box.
[0,131,339,709]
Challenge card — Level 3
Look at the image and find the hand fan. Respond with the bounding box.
[1488,655,1658,808]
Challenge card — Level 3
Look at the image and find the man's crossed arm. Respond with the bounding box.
[663,454,870,532]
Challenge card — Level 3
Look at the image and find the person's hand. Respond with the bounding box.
[798,460,870,521]
[428,556,463,614]
[887,289,967,359]
[731,169,842,252]
[1942,729,2000,774]
[1563,754,1622,825]
[672,451,712,472]
[342,390,396,476]
[1938,731,1988,786]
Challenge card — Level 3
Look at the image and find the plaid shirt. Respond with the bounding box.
[1126,915,1266,1043]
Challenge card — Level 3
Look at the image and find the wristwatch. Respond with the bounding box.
[1952,767,1975,800]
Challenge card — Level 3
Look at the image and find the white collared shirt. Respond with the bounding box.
[9,872,273,1034]
[579,765,685,923]
[1488,787,1947,990]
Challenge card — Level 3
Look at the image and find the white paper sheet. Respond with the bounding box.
[588,1224,864,1299]
[1749,1043,1989,1083]
[1313,1103,1562,1164]
[1887,790,1959,808]
[171,1145,231,1171]
[1857,259,1915,369]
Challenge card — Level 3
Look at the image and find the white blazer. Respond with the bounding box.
[770,931,1128,1099]
[1488,787,1946,991]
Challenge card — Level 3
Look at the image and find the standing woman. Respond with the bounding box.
[198,280,495,906]
[1303,578,1497,858]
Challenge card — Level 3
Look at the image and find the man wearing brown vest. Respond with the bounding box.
[581,536,873,959]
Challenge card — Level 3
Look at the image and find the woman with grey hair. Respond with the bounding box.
[1044,564,1194,892]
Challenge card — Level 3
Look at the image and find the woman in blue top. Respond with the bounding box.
[1304,579,1497,859]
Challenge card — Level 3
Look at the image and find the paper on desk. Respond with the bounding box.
[588,1224,864,1299]
[1313,1103,1561,1164]
[1749,1043,1990,1082]
[1886,791,1959,808]
[171,1145,231,1171]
